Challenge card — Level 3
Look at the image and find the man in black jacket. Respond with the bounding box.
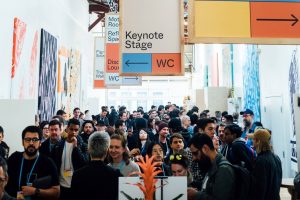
[187,134,235,200]
[71,131,122,200]
[51,119,88,200]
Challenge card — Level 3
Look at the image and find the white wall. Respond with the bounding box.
[258,45,299,177]
[0,0,94,108]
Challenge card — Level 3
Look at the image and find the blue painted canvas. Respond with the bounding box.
[242,45,261,121]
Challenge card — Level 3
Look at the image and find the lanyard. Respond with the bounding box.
[63,142,72,170]
[19,154,39,190]
[161,163,166,176]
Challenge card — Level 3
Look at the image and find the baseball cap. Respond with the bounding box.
[240,109,254,116]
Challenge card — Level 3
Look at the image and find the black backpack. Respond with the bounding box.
[219,160,253,200]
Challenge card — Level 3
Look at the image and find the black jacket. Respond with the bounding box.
[195,154,236,200]
[71,160,122,200]
[39,138,52,157]
[252,150,282,200]
[50,135,88,173]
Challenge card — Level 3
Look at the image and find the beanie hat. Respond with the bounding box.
[158,122,168,133]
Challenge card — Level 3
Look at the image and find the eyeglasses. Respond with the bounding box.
[24,138,40,143]
[170,154,182,161]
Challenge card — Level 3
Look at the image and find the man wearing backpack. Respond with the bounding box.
[251,129,282,200]
[223,124,256,171]
[187,134,235,200]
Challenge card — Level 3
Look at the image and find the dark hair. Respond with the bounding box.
[51,115,64,125]
[158,105,165,112]
[210,117,218,123]
[146,142,164,158]
[134,118,148,130]
[49,120,62,129]
[0,126,4,135]
[190,114,198,125]
[0,156,8,177]
[203,109,210,114]
[119,106,126,113]
[39,121,49,130]
[222,111,228,117]
[68,118,80,127]
[188,134,214,150]
[73,107,80,112]
[119,111,127,118]
[114,119,125,129]
[56,109,66,116]
[82,120,95,132]
[22,126,42,140]
[168,118,182,133]
[197,118,215,131]
[169,109,180,118]
[224,124,242,138]
[137,129,151,150]
[109,134,130,165]
[106,126,115,136]
[148,118,155,129]
[170,153,189,169]
[151,105,156,109]
[199,112,207,119]
[224,115,234,123]
[170,133,184,144]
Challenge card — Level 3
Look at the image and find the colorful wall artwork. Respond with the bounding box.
[242,45,261,121]
[57,47,70,114]
[288,50,299,170]
[38,29,57,121]
[68,49,81,111]
[11,17,39,99]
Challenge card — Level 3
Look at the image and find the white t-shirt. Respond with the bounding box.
[59,142,74,188]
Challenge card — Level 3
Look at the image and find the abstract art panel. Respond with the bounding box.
[11,18,39,99]
[288,50,299,170]
[68,49,81,111]
[242,45,261,122]
[38,29,57,121]
[57,47,70,114]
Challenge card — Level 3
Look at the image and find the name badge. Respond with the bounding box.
[63,170,73,177]
[17,191,24,200]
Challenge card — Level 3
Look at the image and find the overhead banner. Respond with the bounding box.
[189,0,300,44]
[94,37,105,88]
[105,13,142,86]
[120,0,184,76]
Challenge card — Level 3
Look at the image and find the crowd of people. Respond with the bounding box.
[0,103,283,200]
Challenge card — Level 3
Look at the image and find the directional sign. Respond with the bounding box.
[251,2,300,38]
[105,73,122,85]
[120,0,184,76]
[189,0,300,44]
[94,37,105,88]
[122,76,142,85]
[105,13,142,86]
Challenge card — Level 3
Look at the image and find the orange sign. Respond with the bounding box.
[152,53,181,74]
[106,43,119,73]
[94,80,105,88]
[251,2,300,38]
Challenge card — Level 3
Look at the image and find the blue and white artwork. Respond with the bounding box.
[288,50,298,170]
[242,45,261,122]
[38,29,57,121]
